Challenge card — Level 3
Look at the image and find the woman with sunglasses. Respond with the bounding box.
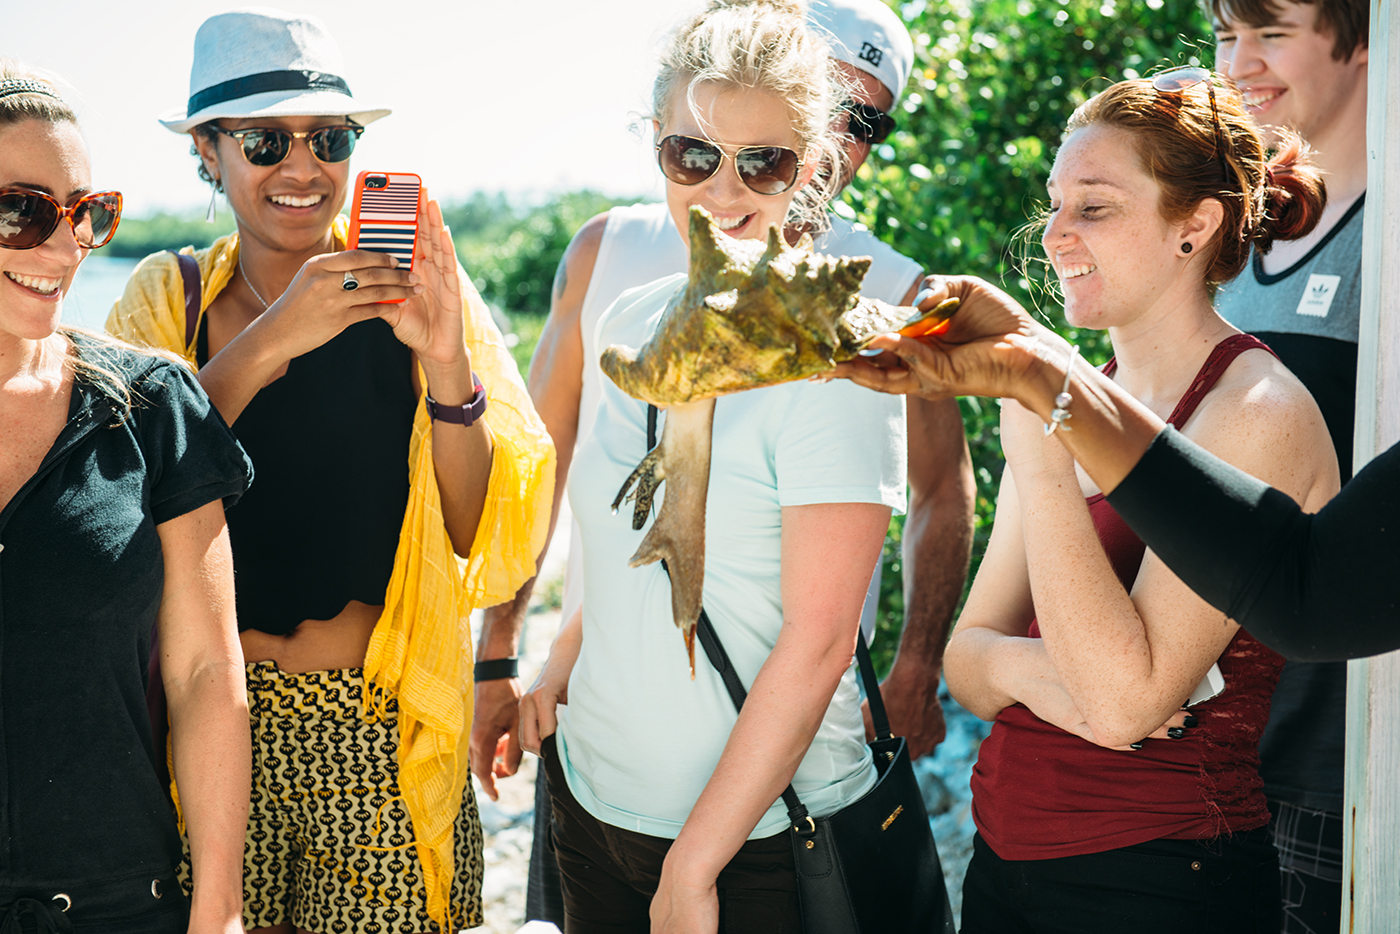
[107,11,552,934]
[0,62,252,933]
[516,2,905,932]
[839,74,1337,932]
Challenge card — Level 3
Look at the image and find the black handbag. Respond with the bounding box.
[640,404,955,933]
[695,612,957,934]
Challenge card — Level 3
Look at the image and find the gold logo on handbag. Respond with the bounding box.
[881,805,904,831]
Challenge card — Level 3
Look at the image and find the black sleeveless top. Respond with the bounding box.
[199,316,417,634]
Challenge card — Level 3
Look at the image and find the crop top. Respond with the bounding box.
[198,316,416,635]
[971,335,1286,860]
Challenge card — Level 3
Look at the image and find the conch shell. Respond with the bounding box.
[601,206,957,674]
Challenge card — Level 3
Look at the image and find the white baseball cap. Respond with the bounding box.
[160,8,390,134]
[808,0,916,104]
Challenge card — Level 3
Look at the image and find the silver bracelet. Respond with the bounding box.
[1044,344,1081,436]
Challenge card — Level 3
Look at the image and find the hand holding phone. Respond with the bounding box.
[347,171,422,303]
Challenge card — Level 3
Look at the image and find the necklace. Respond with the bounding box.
[238,254,271,310]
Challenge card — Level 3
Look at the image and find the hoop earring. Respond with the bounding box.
[1181,242,1193,254]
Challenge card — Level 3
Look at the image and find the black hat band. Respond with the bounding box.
[187,69,352,116]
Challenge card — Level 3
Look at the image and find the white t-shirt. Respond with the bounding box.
[562,203,921,628]
[556,273,908,839]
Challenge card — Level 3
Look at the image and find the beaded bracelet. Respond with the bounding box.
[1044,344,1081,436]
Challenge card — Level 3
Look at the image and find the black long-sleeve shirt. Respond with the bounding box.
[1107,428,1398,662]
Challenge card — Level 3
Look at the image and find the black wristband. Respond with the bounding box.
[473,657,519,681]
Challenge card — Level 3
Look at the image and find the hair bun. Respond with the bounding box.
[1254,130,1327,254]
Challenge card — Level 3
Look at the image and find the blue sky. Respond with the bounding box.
[9,0,700,215]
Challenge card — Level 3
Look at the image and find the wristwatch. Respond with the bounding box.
[426,373,487,426]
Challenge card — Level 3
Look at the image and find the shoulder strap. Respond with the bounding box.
[1166,333,1277,428]
[1101,333,1279,429]
[168,251,201,351]
[647,404,892,828]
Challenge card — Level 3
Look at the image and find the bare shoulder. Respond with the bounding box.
[556,212,611,299]
[1182,346,1340,505]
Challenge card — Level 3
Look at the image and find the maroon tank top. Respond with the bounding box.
[971,334,1287,860]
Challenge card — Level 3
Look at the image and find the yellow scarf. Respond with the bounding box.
[107,218,555,929]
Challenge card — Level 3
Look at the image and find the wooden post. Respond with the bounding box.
[1343,2,1400,930]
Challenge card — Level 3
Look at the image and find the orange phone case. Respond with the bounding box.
[347,171,421,303]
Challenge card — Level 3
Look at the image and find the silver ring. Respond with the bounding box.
[342,271,360,291]
[151,879,162,899]
[52,894,71,912]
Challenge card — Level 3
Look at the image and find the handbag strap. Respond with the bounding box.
[645,404,894,829]
[169,250,202,351]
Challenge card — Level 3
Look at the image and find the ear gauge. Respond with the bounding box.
[1181,242,1193,254]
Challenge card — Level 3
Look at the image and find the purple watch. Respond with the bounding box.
[426,373,487,426]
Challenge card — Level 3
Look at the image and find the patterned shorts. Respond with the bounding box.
[182,661,483,934]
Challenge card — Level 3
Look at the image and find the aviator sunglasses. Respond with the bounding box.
[207,122,364,167]
[656,135,803,195]
[1151,66,1228,180]
[844,102,896,145]
[0,187,122,250]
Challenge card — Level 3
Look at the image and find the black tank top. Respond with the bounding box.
[199,316,417,634]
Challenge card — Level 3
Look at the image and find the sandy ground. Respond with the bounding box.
[465,499,987,933]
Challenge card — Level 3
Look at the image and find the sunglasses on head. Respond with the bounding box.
[0,187,122,250]
[844,103,896,145]
[1151,67,1228,180]
[208,122,364,167]
[655,135,803,195]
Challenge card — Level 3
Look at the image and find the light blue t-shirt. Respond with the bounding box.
[557,273,907,840]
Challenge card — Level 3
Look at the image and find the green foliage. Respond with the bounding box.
[860,0,1210,674]
[452,191,635,318]
[105,212,237,258]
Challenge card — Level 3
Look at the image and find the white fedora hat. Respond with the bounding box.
[159,7,390,134]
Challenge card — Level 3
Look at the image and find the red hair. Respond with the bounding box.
[1065,77,1326,290]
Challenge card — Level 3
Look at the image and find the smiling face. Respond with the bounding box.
[194,114,353,253]
[0,118,92,341]
[1213,0,1368,149]
[1042,123,1198,330]
[659,82,810,245]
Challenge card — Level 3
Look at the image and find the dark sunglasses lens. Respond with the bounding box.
[241,129,291,166]
[847,105,896,145]
[311,127,358,163]
[736,147,799,194]
[0,190,59,249]
[73,195,120,248]
[659,136,723,185]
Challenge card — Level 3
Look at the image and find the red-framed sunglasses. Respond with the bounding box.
[0,187,123,250]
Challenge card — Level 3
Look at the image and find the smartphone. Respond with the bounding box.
[1186,663,1225,705]
[347,171,421,303]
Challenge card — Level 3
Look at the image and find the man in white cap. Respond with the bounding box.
[108,9,553,934]
[466,0,974,923]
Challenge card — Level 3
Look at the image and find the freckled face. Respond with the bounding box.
[0,119,92,340]
[194,114,353,253]
[659,83,808,243]
[1042,124,1182,330]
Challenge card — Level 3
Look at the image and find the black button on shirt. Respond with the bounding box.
[0,334,251,887]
